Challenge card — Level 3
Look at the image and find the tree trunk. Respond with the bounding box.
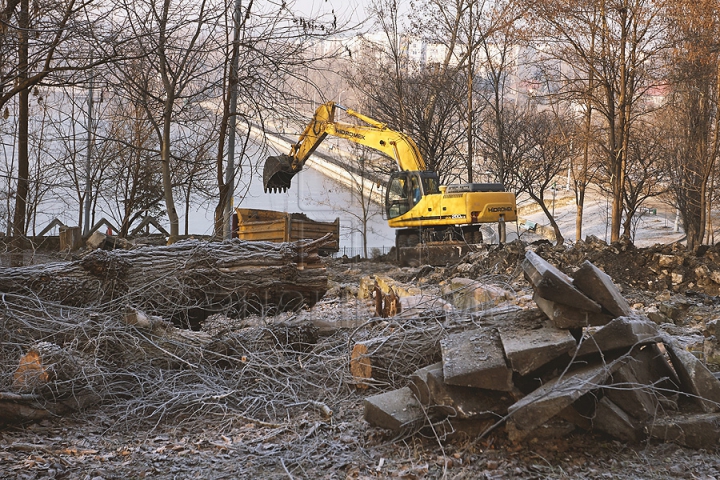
[0,237,331,323]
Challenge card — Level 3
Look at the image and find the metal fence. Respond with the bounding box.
[332,245,392,259]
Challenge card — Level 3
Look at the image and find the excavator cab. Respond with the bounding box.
[385,171,440,219]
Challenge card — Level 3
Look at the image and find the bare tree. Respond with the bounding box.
[621,121,667,239]
[1,0,111,248]
[112,0,225,243]
[660,0,720,251]
[530,0,667,243]
[515,108,572,244]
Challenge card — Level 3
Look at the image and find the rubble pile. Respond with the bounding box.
[452,236,720,296]
[364,251,720,448]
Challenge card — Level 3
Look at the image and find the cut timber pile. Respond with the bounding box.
[0,236,331,322]
[364,251,720,449]
[0,306,320,424]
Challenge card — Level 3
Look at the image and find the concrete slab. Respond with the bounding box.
[506,355,629,441]
[363,386,425,432]
[522,251,601,312]
[629,344,681,399]
[408,362,443,406]
[572,261,633,318]
[574,316,662,356]
[426,367,513,419]
[592,396,644,443]
[604,362,659,421]
[648,413,720,449]
[500,323,577,376]
[440,328,513,391]
[533,294,613,329]
[663,335,720,413]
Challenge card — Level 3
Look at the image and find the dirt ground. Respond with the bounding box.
[2,242,720,479]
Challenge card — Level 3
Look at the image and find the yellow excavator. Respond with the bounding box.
[263,101,517,255]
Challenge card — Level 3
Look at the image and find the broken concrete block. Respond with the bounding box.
[443,277,515,311]
[522,251,601,312]
[592,396,644,443]
[533,294,613,329]
[648,413,720,449]
[629,344,681,410]
[499,323,577,376]
[440,328,513,391]
[409,362,443,405]
[506,355,630,442]
[426,367,513,419]
[86,231,107,250]
[604,362,659,421]
[400,294,454,317]
[663,335,720,413]
[574,316,662,356]
[572,261,633,318]
[363,386,425,432]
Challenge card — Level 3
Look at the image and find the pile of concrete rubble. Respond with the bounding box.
[364,252,720,448]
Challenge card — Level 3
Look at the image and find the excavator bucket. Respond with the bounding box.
[263,155,297,193]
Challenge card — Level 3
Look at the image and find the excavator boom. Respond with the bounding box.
[263,102,425,192]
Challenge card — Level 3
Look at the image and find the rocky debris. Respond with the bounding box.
[363,252,720,450]
[441,277,515,311]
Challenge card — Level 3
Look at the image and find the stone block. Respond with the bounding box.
[574,316,662,357]
[363,386,425,432]
[533,294,613,329]
[522,251,601,312]
[648,413,720,449]
[440,328,513,391]
[592,396,644,443]
[506,355,629,441]
[499,323,577,376]
[408,362,443,405]
[663,335,720,413]
[426,367,513,419]
[572,261,632,318]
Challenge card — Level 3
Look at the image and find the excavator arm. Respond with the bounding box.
[263,101,426,192]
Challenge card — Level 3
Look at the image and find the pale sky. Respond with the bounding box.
[289,0,374,27]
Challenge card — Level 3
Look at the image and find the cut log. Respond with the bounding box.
[13,342,84,394]
[349,326,444,388]
[2,343,102,424]
[0,236,332,323]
